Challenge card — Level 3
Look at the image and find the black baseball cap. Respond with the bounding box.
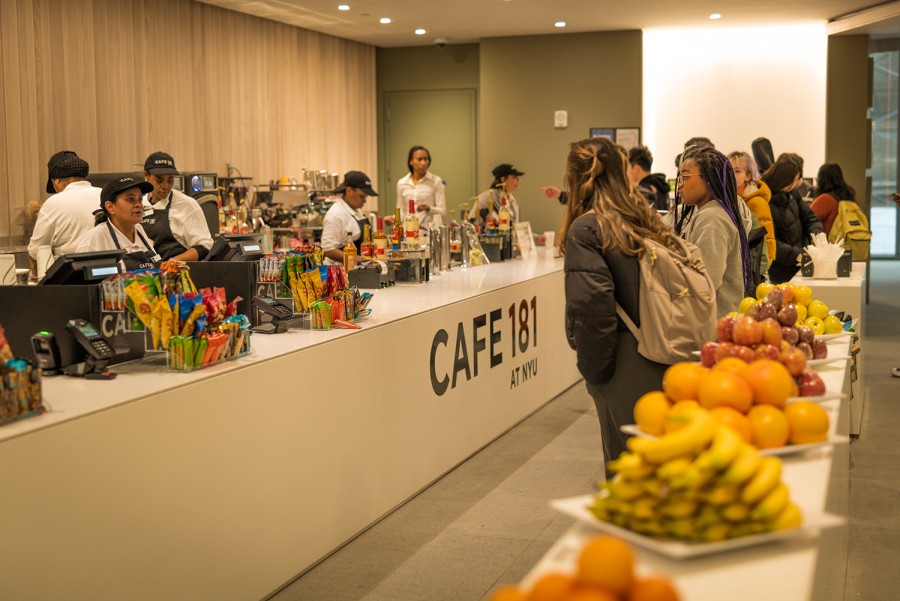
[144,151,179,175]
[492,163,525,179]
[100,176,154,207]
[334,171,378,196]
[46,150,90,193]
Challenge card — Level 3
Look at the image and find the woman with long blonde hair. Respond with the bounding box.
[561,137,682,464]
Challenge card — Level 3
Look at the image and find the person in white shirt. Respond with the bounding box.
[27,150,101,277]
[321,171,378,265]
[468,163,523,225]
[77,176,160,271]
[396,145,446,226]
[140,151,213,261]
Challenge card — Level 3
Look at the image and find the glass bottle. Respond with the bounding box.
[391,208,403,251]
[360,224,374,260]
[343,233,357,272]
[405,199,420,248]
[498,197,511,232]
[373,216,388,260]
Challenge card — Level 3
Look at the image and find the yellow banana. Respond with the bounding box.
[664,518,697,540]
[721,445,763,485]
[656,457,693,481]
[696,426,745,472]
[701,522,732,542]
[660,499,699,519]
[629,519,667,537]
[740,456,783,504]
[608,452,656,480]
[632,496,660,520]
[628,406,716,464]
[720,503,751,523]
[770,501,804,531]
[641,478,666,498]
[750,482,790,521]
[695,504,722,530]
[606,478,646,502]
[731,521,769,538]
[704,483,739,506]
[670,463,714,491]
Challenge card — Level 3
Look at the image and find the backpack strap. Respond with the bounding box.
[615,303,640,339]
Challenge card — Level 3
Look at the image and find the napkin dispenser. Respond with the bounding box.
[800,249,851,278]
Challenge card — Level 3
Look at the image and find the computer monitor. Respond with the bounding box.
[204,233,265,262]
[39,250,126,285]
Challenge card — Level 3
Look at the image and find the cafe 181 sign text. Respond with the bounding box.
[430,296,538,396]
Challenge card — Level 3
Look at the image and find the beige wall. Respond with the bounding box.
[479,32,643,236]
[825,35,871,213]
[376,32,643,235]
[0,0,376,239]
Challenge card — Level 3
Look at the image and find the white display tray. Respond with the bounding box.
[619,424,848,457]
[786,390,846,403]
[550,494,846,559]
[816,332,852,342]
[807,355,851,367]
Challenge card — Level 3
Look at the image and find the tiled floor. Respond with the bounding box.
[272,262,900,601]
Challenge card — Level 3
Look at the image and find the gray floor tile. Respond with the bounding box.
[352,498,473,551]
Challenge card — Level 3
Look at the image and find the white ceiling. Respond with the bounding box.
[196,0,898,47]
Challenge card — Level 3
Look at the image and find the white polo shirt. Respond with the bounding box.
[28,180,101,260]
[77,221,157,255]
[321,198,364,264]
[396,171,446,225]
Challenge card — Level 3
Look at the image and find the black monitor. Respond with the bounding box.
[40,250,126,285]
[204,233,265,262]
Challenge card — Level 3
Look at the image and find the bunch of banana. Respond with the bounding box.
[589,406,803,542]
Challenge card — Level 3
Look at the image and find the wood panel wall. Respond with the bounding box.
[0,0,377,238]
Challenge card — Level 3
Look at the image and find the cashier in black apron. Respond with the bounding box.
[76,176,161,271]
[321,171,378,265]
[141,151,213,261]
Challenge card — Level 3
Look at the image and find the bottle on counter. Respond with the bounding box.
[360,224,374,260]
[485,192,497,234]
[217,199,226,235]
[343,233,357,272]
[498,197,511,232]
[238,198,249,234]
[373,216,388,260]
[391,208,403,251]
[226,192,238,234]
[405,199,419,249]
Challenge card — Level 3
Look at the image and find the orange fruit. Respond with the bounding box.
[697,370,753,413]
[709,407,753,443]
[784,401,830,444]
[634,392,672,436]
[576,535,634,595]
[747,405,790,449]
[560,585,619,601]
[662,362,707,402]
[491,585,527,601]
[628,575,682,601]
[740,360,794,408]
[664,400,700,433]
[528,572,576,601]
[713,356,749,375]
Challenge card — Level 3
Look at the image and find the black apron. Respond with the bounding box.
[106,221,161,271]
[141,192,188,260]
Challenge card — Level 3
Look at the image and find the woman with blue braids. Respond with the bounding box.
[672,146,753,317]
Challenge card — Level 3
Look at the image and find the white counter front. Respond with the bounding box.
[0,257,581,601]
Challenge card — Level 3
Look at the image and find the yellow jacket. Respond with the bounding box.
[741,180,775,262]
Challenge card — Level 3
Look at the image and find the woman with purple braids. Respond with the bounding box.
[672,146,753,317]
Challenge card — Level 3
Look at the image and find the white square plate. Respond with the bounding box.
[550,494,845,559]
[618,425,848,457]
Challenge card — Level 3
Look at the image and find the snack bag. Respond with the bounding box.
[125,281,154,329]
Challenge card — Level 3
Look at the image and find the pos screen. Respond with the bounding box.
[40,250,125,285]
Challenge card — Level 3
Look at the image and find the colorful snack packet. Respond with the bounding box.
[193,337,208,366]
[181,303,208,337]
[150,297,163,350]
[125,281,154,329]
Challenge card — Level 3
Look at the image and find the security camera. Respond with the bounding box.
[434,37,448,48]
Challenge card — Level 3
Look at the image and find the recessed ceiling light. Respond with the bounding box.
[554,21,567,28]
[415,28,426,35]
[380,17,392,24]
[338,4,350,10]
[709,13,722,20]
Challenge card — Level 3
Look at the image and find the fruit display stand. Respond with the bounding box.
[792,261,866,436]
[0,257,580,601]
[518,335,852,601]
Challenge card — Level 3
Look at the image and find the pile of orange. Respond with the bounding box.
[634,360,830,449]
[491,535,680,601]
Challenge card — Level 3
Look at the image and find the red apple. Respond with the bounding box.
[700,341,718,367]
[812,338,828,360]
[780,346,808,376]
[716,342,739,362]
[765,288,784,311]
[760,318,783,346]
[797,369,826,397]
[732,315,764,346]
[755,344,781,361]
[735,345,757,363]
[779,284,795,303]
[782,326,800,346]
[796,341,813,359]
[797,325,815,345]
[777,304,798,327]
[717,315,735,343]
[757,302,777,321]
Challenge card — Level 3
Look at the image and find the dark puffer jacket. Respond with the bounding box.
[768,191,824,283]
[564,212,640,385]
[638,173,671,211]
